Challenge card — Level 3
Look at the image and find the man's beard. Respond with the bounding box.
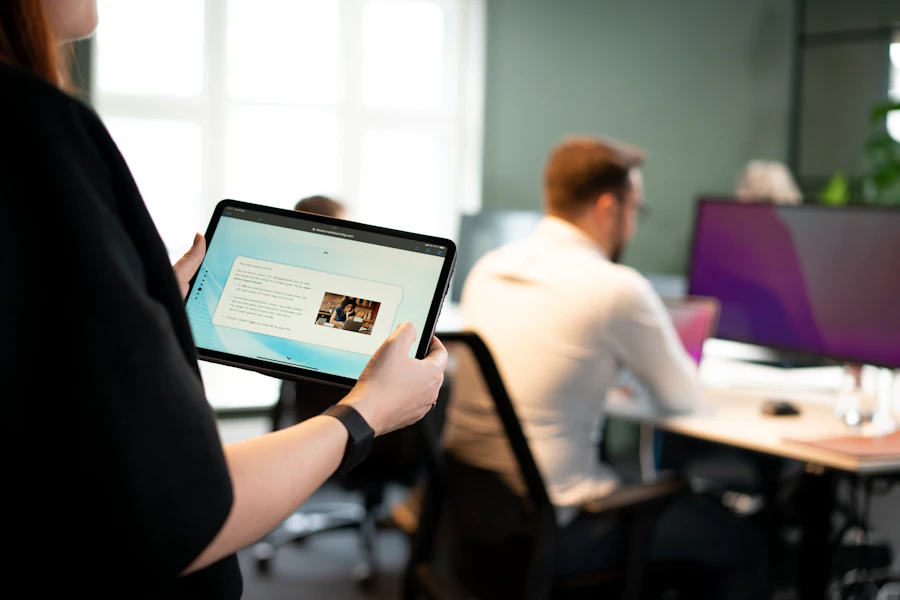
[609,242,625,264]
[609,215,628,263]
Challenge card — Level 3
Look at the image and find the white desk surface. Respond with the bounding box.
[606,355,900,475]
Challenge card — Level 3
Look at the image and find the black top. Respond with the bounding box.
[0,64,241,598]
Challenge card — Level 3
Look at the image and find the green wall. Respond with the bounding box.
[481,0,794,274]
[798,0,898,179]
[72,39,93,103]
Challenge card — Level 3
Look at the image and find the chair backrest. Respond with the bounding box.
[408,332,558,600]
[277,380,423,488]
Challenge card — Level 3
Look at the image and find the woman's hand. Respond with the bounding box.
[173,233,207,300]
[341,322,448,436]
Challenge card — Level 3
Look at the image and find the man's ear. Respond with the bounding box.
[594,192,618,221]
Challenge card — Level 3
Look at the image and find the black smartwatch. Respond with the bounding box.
[322,405,374,475]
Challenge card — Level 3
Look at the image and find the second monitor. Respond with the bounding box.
[688,198,900,369]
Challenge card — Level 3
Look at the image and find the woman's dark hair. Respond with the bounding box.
[340,297,356,310]
[0,1,72,90]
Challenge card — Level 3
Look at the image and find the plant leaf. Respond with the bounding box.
[820,173,849,206]
[870,101,900,122]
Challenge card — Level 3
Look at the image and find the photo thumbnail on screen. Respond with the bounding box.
[315,293,382,336]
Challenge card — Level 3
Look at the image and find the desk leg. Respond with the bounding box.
[797,467,836,600]
[639,424,657,483]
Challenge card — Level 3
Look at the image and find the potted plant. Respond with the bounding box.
[820,101,900,206]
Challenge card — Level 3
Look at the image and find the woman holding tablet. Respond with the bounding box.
[0,1,446,598]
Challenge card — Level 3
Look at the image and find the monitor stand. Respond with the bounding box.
[703,339,836,369]
[738,351,837,370]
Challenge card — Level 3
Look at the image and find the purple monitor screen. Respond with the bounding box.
[688,199,900,368]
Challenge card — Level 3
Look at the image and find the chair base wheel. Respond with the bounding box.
[353,562,375,589]
[253,541,275,575]
[255,557,271,575]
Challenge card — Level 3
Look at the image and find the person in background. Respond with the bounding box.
[1,4,447,597]
[445,136,768,600]
[272,195,350,430]
[295,194,348,220]
[735,160,803,205]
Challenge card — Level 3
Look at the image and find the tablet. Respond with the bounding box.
[184,200,457,387]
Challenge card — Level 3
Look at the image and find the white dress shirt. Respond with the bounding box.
[445,216,699,523]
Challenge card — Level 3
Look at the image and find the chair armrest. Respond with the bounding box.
[578,477,687,515]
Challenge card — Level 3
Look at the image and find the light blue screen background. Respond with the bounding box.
[186,217,446,379]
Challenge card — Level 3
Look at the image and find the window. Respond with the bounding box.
[889,37,900,142]
[92,0,486,410]
[93,0,485,257]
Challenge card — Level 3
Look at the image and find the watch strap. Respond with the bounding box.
[322,404,374,474]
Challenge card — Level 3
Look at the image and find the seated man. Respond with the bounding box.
[445,136,768,600]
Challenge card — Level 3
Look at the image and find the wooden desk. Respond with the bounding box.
[436,312,900,596]
[606,386,900,475]
[606,358,900,600]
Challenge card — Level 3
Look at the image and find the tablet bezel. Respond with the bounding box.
[186,199,457,388]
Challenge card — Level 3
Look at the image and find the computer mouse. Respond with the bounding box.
[761,399,801,417]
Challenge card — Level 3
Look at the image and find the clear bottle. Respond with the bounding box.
[868,368,897,436]
[835,363,867,427]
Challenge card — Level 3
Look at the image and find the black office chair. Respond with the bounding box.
[253,380,424,588]
[404,332,689,600]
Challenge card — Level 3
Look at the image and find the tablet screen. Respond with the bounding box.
[185,205,449,381]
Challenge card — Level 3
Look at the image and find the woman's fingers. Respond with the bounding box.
[173,233,207,299]
[348,323,448,435]
[388,322,417,350]
[179,233,206,271]
[425,336,448,369]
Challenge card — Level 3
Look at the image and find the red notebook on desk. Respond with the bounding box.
[788,432,900,458]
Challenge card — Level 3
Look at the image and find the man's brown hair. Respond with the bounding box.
[543,136,646,218]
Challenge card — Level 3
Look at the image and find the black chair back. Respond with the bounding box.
[407,332,558,600]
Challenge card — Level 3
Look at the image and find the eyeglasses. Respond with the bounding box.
[632,202,651,221]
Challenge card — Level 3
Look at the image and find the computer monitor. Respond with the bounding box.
[451,210,543,302]
[662,296,720,365]
[687,198,900,369]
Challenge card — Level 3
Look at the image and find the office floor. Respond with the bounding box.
[218,417,407,599]
[219,417,900,599]
[237,530,406,600]
[237,483,408,600]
